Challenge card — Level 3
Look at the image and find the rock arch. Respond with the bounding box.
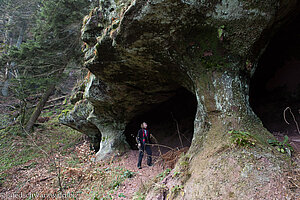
[61,0,300,198]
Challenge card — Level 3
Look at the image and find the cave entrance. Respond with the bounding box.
[249,13,300,138]
[123,88,197,156]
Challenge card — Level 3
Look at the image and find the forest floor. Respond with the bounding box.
[0,102,181,200]
[0,98,299,199]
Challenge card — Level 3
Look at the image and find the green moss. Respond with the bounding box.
[58,109,71,119]
[0,125,75,182]
[0,143,40,172]
[218,25,225,39]
[179,24,231,72]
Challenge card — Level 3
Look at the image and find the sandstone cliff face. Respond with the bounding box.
[60,0,299,198]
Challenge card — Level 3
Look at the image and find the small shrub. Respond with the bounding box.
[118,193,126,198]
[92,167,134,199]
[268,135,294,156]
[171,185,183,193]
[122,170,134,178]
[109,179,121,189]
[132,191,146,200]
[228,130,256,147]
[173,171,181,178]
[156,168,171,181]
[180,160,189,166]
[166,185,184,199]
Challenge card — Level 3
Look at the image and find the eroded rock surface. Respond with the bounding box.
[61,0,299,198]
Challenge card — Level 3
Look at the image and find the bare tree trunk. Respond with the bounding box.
[25,66,64,132]
[25,84,56,132]
[2,65,10,96]
[16,24,25,48]
[2,21,25,96]
[1,16,12,97]
[20,99,27,125]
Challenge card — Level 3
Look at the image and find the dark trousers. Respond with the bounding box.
[137,144,152,167]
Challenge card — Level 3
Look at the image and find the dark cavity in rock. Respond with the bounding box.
[250,13,300,135]
[123,87,197,155]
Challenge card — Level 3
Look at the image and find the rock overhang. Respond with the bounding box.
[62,0,299,160]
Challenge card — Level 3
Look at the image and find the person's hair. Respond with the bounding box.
[141,122,147,128]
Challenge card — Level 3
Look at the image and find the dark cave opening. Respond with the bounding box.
[89,131,101,152]
[249,14,300,136]
[123,88,197,155]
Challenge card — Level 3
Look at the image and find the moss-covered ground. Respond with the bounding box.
[0,105,138,199]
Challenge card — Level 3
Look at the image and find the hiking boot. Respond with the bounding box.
[138,166,142,169]
[148,163,153,167]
